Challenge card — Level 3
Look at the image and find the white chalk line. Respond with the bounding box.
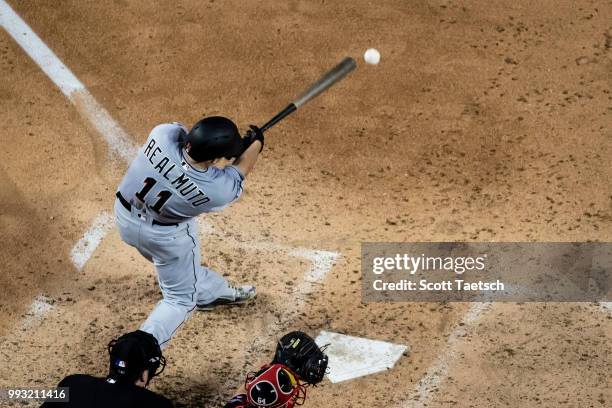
[1,0,340,287]
[1,1,337,277]
[401,302,491,408]
[197,220,340,289]
[2,1,342,384]
[599,302,612,313]
[197,220,341,288]
[0,0,137,163]
[20,295,55,330]
[4,7,609,399]
[198,218,342,392]
[72,91,139,162]
[0,295,55,341]
[1,0,136,273]
[70,212,114,271]
[402,300,611,407]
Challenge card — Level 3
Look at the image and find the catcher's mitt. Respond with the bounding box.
[272,331,328,385]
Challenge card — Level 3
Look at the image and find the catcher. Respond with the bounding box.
[224,331,329,408]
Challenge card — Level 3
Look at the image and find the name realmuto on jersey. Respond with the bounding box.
[144,138,210,206]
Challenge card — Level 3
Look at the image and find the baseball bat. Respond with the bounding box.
[259,57,357,133]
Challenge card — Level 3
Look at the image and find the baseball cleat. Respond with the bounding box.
[196,284,256,311]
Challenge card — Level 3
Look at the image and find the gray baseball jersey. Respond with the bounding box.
[117,122,244,223]
[115,122,246,347]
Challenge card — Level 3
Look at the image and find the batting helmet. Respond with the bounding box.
[107,330,166,386]
[185,116,243,162]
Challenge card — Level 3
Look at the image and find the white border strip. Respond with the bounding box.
[0,0,137,162]
[70,212,114,271]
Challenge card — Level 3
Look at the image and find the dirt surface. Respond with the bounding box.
[1,0,610,407]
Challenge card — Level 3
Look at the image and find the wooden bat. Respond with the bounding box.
[259,57,357,133]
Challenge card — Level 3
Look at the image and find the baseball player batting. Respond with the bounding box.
[114,57,356,348]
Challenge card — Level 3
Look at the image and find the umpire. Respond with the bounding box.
[41,330,173,407]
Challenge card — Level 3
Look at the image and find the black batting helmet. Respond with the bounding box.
[185,116,243,162]
[107,330,166,386]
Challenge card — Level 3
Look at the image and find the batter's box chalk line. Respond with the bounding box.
[3,0,343,370]
[400,300,610,407]
[0,0,138,164]
[20,295,55,330]
[400,302,492,408]
[69,214,341,281]
[4,3,610,402]
[1,0,340,286]
[70,211,114,271]
[198,219,341,285]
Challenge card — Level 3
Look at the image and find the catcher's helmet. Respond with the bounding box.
[273,331,328,385]
[107,330,166,386]
[185,116,243,162]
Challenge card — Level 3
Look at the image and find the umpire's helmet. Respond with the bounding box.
[185,116,243,162]
[107,330,166,386]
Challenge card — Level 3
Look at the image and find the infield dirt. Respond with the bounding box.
[1,1,610,407]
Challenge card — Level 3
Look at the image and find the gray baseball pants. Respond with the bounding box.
[114,199,232,347]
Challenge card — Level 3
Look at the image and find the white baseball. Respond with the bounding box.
[364,48,381,65]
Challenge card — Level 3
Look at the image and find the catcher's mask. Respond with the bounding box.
[107,330,166,387]
[245,364,305,408]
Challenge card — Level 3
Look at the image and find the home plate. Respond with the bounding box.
[315,331,408,383]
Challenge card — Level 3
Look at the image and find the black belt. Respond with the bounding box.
[116,191,178,227]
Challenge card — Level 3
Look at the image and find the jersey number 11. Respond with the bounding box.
[135,177,172,213]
